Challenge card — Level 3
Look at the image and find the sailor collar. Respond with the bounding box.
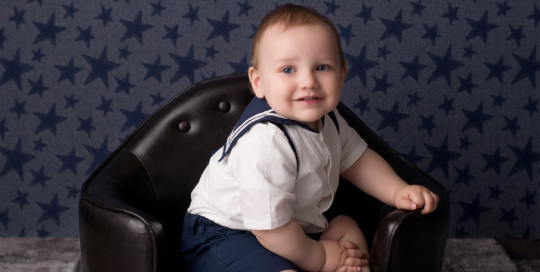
[218,97,328,162]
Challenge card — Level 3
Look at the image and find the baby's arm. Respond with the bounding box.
[341,148,439,213]
[251,219,366,272]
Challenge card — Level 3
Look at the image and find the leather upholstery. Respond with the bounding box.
[79,73,449,272]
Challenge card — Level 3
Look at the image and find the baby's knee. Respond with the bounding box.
[330,215,360,229]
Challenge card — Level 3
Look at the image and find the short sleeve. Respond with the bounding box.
[333,109,368,173]
[229,123,297,230]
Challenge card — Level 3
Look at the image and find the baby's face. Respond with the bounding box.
[249,23,345,129]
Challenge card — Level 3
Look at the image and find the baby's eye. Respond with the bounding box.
[282,67,294,74]
[317,65,327,71]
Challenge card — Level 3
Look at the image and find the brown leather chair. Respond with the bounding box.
[79,73,449,272]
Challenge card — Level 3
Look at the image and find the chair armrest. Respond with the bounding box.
[369,196,450,272]
[79,176,166,272]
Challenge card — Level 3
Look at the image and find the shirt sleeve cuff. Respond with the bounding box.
[243,209,293,230]
[340,140,368,173]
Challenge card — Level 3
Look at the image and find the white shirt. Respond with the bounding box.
[187,108,367,233]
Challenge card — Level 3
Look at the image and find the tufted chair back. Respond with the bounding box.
[79,73,449,272]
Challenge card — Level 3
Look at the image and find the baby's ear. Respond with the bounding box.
[248,67,265,98]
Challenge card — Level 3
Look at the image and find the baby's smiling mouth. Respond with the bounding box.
[297,96,321,101]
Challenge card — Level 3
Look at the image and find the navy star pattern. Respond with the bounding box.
[0,0,538,239]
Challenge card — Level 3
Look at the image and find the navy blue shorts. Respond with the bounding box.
[181,213,299,272]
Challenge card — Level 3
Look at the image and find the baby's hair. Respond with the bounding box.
[249,4,347,73]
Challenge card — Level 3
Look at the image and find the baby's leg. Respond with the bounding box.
[320,215,370,272]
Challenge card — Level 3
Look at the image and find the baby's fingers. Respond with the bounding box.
[347,249,367,260]
[338,266,361,272]
[343,256,366,267]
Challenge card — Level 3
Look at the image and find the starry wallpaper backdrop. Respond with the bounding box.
[0,0,539,239]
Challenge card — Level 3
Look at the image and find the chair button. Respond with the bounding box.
[178,121,191,132]
[219,101,231,112]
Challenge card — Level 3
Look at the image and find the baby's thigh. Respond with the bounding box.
[320,215,361,241]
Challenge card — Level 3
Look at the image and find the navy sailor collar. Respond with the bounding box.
[218,97,322,162]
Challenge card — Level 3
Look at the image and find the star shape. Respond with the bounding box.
[30,165,51,187]
[33,13,66,46]
[142,55,171,83]
[207,10,240,43]
[418,114,436,136]
[33,138,47,152]
[34,104,67,136]
[344,45,378,85]
[491,92,506,108]
[459,135,472,150]
[502,116,520,138]
[120,11,153,44]
[0,138,35,180]
[32,47,46,62]
[63,2,79,19]
[83,136,112,175]
[95,5,113,27]
[54,57,84,85]
[150,92,166,107]
[407,92,422,107]
[377,102,409,133]
[77,116,96,138]
[0,209,12,230]
[441,3,459,25]
[454,164,475,186]
[527,4,540,27]
[438,94,455,115]
[372,72,394,94]
[0,119,8,140]
[11,189,30,210]
[114,73,136,95]
[228,54,249,74]
[462,44,476,59]
[485,56,512,83]
[118,45,132,60]
[424,136,461,178]
[66,184,80,199]
[248,24,258,39]
[120,102,150,132]
[36,226,49,237]
[0,28,6,50]
[338,23,354,46]
[489,184,504,200]
[355,3,374,25]
[9,99,27,119]
[324,0,341,16]
[511,46,540,88]
[182,4,200,26]
[400,54,427,82]
[0,48,34,91]
[427,46,464,87]
[465,11,498,44]
[169,45,207,84]
[377,44,391,59]
[380,10,413,43]
[410,0,426,16]
[96,97,113,117]
[457,72,478,94]
[461,102,493,134]
[353,94,370,115]
[63,94,80,109]
[482,147,509,175]
[8,7,26,29]
[82,47,121,88]
[519,189,537,209]
[506,25,525,47]
[523,96,539,117]
[28,75,50,97]
[36,194,69,225]
[162,24,181,46]
[458,194,490,225]
[237,0,254,17]
[508,137,540,180]
[205,44,219,59]
[402,146,424,165]
[421,24,441,46]
[499,207,518,229]
[56,147,85,174]
[496,0,512,17]
[150,0,166,17]
[75,26,95,48]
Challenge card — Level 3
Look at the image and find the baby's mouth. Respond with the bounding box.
[297,97,321,101]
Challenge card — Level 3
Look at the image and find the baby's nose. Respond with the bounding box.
[300,72,318,89]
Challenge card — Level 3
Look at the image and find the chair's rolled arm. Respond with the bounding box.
[369,198,450,272]
[79,176,166,272]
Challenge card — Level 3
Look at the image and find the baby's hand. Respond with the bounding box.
[394,185,439,214]
[319,240,367,272]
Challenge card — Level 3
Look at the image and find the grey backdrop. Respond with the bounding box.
[0,0,539,238]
